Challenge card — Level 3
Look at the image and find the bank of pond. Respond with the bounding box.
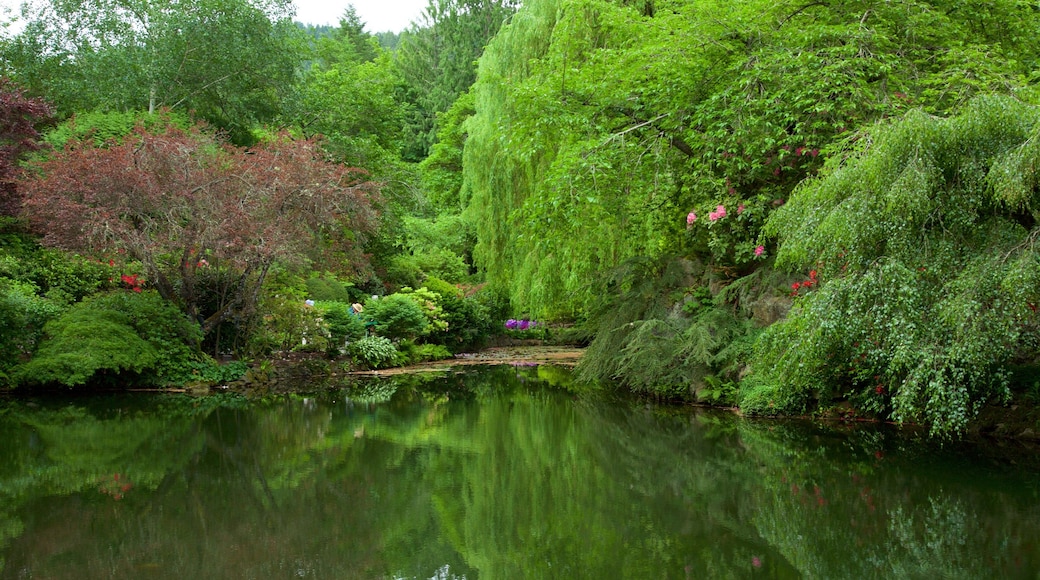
[1,363,1038,578]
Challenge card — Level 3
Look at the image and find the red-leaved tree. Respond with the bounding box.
[0,78,53,217]
[20,123,379,336]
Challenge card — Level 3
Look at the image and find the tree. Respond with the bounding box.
[462,0,1039,319]
[0,77,52,217]
[19,122,379,338]
[746,96,1040,437]
[396,0,519,160]
[1,0,304,145]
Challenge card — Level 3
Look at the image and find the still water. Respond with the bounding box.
[1,364,1038,579]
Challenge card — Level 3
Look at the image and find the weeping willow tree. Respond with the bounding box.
[463,0,1039,321]
[463,0,705,319]
[746,96,1040,437]
[463,0,1039,399]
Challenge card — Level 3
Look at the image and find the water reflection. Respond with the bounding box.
[1,367,1038,578]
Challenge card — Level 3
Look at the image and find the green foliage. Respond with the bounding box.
[348,335,399,369]
[387,249,468,288]
[4,0,306,145]
[424,276,493,352]
[385,213,475,287]
[419,89,474,210]
[0,278,63,381]
[0,237,114,305]
[394,339,453,366]
[748,96,1040,437]
[396,0,519,160]
[43,109,192,149]
[305,274,358,303]
[397,286,449,333]
[363,293,431,340]
[14,290,203,387]
[185,359,249,384]
[249,290,330,356]
[462,0,1038,320]
[577,256,760,397]
[314,300,367,351]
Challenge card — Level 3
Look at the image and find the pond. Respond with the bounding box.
[1,364,1038,579]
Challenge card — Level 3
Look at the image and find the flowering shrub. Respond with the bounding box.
[684,200,772,267]
[504,318,547,340]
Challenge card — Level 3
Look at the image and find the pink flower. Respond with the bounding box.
[709,205,727,222]
[686,211,697,225]
[752,557,762,568]
[754,245,765,257]
[737,204,745,215]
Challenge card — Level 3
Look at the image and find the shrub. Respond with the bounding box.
[348,335,398,369]
[14,290,202,387]
[363,293,430,340]
[305,274,357,303]
[248,291,329,356]
[749,96,1040,437]
[0,278,64,379]
[395,340,453,365]
[424,276,493,352]
[185,359,249,384]
[315,300,367,353]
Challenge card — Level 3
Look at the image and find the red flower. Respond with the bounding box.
[792,282,801,290]
[809,270,817,279]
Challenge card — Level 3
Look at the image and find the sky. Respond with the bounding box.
[295,0,429,32]
[0,0,431,34]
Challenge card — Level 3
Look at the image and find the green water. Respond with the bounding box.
[1,365,1038,579]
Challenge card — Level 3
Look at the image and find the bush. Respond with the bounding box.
[363,293,430,340]
[315,300,367,353]
[348,335,398,369]
[248,291,329,356]
[395,340,453,365]
[185,359,249,384]
[0,278,64,380]
[424,277,494,352]
[305,274,357,303]
[14,290,203,387]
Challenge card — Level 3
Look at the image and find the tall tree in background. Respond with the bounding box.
[396,0,519,160]
[1,0,304,145]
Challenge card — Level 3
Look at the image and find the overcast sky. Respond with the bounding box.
[0,0,431,34]
[295,0,429,32]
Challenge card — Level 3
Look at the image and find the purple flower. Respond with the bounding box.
[518,319,530,330]
[505,319,518,330]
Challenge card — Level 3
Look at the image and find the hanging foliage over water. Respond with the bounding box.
[462,0,1039,319]
[746,96,1040,437]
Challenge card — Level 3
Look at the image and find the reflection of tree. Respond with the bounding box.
[3,373,1040,577]
[0,397,206,574]
[737,421,1040,577]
